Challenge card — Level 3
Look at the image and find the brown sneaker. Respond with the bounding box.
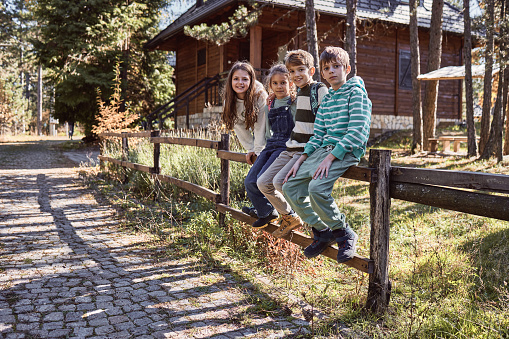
[272,214,302,238]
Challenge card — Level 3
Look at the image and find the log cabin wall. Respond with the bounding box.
[172,5,463,130]
[176,37,196,123]
[390,27,462,121]
[356,23,461,121]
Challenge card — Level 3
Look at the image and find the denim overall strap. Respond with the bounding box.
[266,98,294,149]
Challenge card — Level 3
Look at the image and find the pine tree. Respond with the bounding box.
[409,0,422,153]
[422,0,444,151]
[345,0,357,79]
[0,0,34,135]
[184,4,261,46]
[463,0,477,156]
[478,0,495,154]
[32,0,174,138]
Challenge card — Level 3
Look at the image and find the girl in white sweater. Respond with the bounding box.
[221,61,268,219]
[222,61,268,164]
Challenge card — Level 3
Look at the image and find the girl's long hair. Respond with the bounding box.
[222,61,259,130]
[265,62,296,101]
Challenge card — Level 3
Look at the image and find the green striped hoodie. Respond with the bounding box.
[303,76,372,160]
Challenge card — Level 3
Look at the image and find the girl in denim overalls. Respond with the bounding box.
[246,63,297,229]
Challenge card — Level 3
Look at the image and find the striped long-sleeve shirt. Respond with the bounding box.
[303,76,372,161]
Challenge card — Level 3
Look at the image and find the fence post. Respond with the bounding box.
[219,133,231,227]
[366,149,392,313]
[151,130,160,174]
[186,99,190,129]
[98,135,104,170]
[121,132,129,184]
[151,130,161,199]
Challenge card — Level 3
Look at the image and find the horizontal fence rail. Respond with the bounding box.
[152,173,221,202]
[215,203,373,274]
[97,155,155,174]
[151,137,219,149]
[391,166,509,194]
[100,131,153,138]
[390,182,509,221]
[98,131,509,313]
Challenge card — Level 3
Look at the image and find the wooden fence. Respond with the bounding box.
[98,131,509,314]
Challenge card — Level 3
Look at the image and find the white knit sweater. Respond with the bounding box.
[232,81,268,155]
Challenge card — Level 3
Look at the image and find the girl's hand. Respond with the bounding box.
[246,152,256,165]
[266,93,276,105]
[313,153,336,179]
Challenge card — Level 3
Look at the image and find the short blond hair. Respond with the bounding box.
[284,49,315,69]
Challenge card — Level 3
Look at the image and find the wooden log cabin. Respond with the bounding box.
[145,0,466,134]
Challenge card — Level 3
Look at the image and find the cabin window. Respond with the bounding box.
[168,53,176,67]
[399,50,412,90]
[197,48,206,66]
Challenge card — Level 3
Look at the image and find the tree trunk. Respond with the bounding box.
[463,0,477,156]
[409,0,422,153]
[346,0,357,78]
[502,0,509,156]
[422,0,443,151]
[37,64,43,136]
[120,46,129,114]
[480,72,504,160]
[305,0,320,80]
[504,68,509,155]
[479,0,495,154]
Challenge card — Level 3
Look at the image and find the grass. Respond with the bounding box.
[90,126,509,338]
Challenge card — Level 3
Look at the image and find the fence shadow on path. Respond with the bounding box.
[0,168,311,338]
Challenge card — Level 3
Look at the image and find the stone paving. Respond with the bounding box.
[0,142,311,338]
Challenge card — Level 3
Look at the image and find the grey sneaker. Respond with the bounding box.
[272,214,302,238]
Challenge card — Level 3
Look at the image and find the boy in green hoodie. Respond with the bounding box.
[282,46,372,263]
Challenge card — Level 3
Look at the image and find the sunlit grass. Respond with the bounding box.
[93,127,509,338]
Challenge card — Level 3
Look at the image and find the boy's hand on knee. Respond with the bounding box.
[313,153,336,179]
[283,154,307,183]
[284,165,298,183]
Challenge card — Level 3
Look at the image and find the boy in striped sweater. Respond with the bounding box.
[255,50,327,232]
[283,46,372,263]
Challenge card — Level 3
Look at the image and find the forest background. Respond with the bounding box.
[0,0,185,138]
[0,0,508,158]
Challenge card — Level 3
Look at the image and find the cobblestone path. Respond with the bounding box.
[0,142,310,338]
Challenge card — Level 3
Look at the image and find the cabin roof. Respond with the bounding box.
[146,0,463,50]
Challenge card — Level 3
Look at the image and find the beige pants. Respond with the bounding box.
[257,150,303,215]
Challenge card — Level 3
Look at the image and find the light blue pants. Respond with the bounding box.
[282,147,359,231]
